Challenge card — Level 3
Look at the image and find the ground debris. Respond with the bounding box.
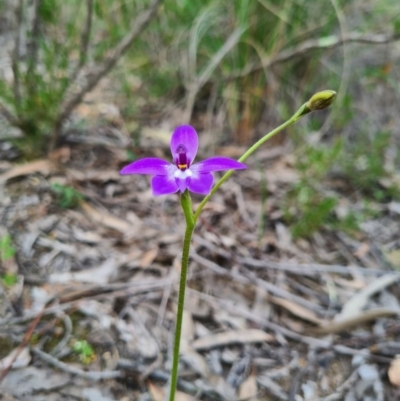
[0,134,400,401]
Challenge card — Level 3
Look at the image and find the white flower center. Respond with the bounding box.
[174,168,192,180]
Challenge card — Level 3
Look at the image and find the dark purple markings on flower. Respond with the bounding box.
[176,145,189,171]
[120,125,247,196]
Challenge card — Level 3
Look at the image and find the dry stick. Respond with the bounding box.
[48,0,163,152]
[0,279,169,327]
[70,0,94,82]
[31,347,123,381]
[223,31,400,81]
[190,250,325,313]
[238,256,387,276]
[189,289,393,364]
[11,0,24,113]
[0,310,43,385]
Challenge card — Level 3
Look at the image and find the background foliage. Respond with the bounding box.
[0,0,399,238]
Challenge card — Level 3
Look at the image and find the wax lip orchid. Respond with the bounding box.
[120,125,247,196]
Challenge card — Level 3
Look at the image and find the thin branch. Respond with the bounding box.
[190,250,325,313]
[223,31,400,81]
[237,256,389,276]
[79,0,93,68]
[11,0,24,112]
[70,0,94,81]
[0,311,43,385]
[31,347,123,381]
[49,0,163,152]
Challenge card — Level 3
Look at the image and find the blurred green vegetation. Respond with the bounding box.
[0,234,16,262]
[51,183,84,208]
[0,0,399,239]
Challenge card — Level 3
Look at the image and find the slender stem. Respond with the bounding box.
[168,191,194,401]
[168,102,311,400]
[193,103,308,224]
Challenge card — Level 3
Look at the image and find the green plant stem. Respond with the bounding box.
[168,101,309,401]
[193,102,308,224]
[168,191,195,401]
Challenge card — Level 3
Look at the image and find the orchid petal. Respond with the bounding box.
[170,125,198,164]
[187,172,214,195]
[120,158,173,176]
[191,157,246,173]
[176,176,190,193]
[151,175,179,196]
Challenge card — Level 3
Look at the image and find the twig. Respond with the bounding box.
[49,0,163,152]
[223,31,400,81]
[289,362,313,401]
[189,288,393,364]
[0,310,43,385]
[238,256,388,276]
[191,250,325,313]
[117,359,201,395]
[50,313,73,357]
[0,279,169,327]
[31,347,123,381]
[70,0,94,81]
[318,370,359,401]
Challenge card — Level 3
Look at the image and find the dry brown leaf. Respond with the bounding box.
[388,355,400,387]
[314,308,399,335]
[147,381,195,401]
[147,381,164,401]
[0,160,52,182]
[192,329,273,351]
[269,296,323,325]
[238,373,258,400]
[353,242,370,258]
[80,201,132,233]
[48,147,70,163]
[49,257,122,284]
[0,347,31,370]
[336,274,400,322]
[140,248,159,268]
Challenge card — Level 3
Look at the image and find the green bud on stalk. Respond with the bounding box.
[293,90,337,122]
[306,90,337,111]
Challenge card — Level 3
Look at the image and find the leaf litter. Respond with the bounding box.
[0,128,400,401]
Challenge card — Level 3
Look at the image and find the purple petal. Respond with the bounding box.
[188,172,214,195]
[151,175,179,196]
[120,158,173,176]
[191,157,246,173]
[176,176,190,193]
[170,125,198,164]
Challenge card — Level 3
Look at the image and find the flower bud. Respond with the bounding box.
[306,90,337,111]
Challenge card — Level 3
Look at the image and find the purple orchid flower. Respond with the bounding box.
[120,125,247,196]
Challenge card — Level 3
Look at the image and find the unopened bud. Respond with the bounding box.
[306,90,336,111]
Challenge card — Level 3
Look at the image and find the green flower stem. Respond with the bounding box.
[168,190,195,401]
[193,102,308,224]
